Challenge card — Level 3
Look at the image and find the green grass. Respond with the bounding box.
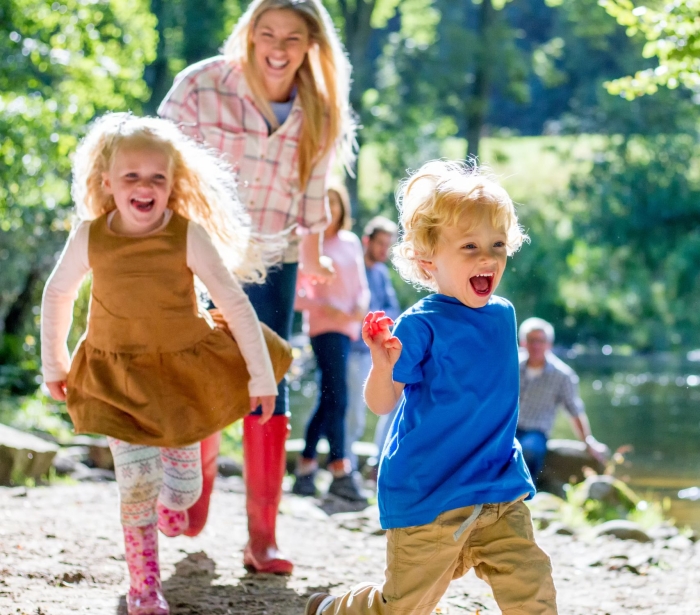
[357,134,606,217]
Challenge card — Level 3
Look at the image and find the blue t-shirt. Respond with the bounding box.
[378,293,535,529]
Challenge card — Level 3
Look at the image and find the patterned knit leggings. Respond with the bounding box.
[108,438,203,527]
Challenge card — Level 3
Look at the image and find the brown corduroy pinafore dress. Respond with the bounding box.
[66,212,292,448]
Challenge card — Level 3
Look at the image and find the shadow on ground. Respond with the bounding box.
[117,551,330,614]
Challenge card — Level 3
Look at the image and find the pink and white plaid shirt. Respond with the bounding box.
[158,57,331,251]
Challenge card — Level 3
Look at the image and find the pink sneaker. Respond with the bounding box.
[157,502,189,537]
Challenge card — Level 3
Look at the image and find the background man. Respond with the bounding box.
[346,216,400,471]
[517,317,609,483]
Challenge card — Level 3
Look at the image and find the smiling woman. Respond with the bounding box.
[158,0,357,576]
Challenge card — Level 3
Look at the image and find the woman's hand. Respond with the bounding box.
[251,395,277,424]
[300,254,335,285]
[362,311,402,370]
[46,380,67,401]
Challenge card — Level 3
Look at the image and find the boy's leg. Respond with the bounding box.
[317,507,481,615]
[158,444,203,537]
[465,499,557,615]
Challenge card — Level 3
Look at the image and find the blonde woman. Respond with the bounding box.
[41,114,291,615]
[159,0,356,575]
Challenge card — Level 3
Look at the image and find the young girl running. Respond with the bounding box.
[41,113,291,615]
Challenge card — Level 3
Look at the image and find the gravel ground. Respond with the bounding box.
[1,481,699,615]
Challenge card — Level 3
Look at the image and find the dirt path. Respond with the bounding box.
[1,481,699,615]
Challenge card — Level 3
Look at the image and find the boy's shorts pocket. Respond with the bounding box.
[392,519,443,565]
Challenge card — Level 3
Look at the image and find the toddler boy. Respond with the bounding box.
[305,160,557,615]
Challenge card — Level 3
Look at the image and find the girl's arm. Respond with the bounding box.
[41,222,92,400]
[187,222,278,420]
[362,311,404,415]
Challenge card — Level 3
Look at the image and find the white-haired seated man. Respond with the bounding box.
[517,317,608,482]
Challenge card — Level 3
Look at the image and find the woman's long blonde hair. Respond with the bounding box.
[223,0,356,189]
[72,113,277,283]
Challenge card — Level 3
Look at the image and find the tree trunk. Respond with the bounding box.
[182,0,227,65]
[466,0,495,161]
[340,0,377,219]
[2,267,41,338]
[143,0,170,114]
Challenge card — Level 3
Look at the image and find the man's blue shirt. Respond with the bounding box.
[377,293,535,529]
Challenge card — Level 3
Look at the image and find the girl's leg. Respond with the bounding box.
[157,444,202,537]
[108,437,169,615]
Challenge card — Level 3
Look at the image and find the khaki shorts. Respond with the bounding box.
[323,498,557,615]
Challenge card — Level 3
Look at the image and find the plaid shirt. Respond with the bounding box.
[158,57,331,254]
[518,351,584,436]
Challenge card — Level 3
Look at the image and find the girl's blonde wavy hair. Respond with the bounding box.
[392,160,528,292]
[71,112,278,283]
[223,0,356,189]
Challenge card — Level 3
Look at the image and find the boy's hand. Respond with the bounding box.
[46,380,67,401]
[251,395,276,424]
[362,311,402,369]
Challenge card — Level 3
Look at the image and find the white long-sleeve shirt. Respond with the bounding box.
[41,210,278,397]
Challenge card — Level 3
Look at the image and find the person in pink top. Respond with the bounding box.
[293,182,370,502]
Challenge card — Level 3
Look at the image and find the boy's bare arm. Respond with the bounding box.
[362,311,405,415]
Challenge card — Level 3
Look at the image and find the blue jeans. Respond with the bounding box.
[516,428,548,482]
[345,350,372,470]
[302,332,351,464]
[244,263,298,416]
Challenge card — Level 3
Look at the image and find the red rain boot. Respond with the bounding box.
[242,414,294,575]
[183,431,221,537]
[123,523,169,615]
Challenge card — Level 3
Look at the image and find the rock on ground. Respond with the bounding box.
[1,483,699,615]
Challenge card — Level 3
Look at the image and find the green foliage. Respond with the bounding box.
[0,0,157,391]
[599,0,700,98]
[558,134,700,349]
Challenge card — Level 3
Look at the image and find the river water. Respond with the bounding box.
[289,347,700,532]
[564,352,700,532]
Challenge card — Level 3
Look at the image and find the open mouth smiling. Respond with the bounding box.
[469,272,494,297]
[131,197,155,212]
[267,58,289,70]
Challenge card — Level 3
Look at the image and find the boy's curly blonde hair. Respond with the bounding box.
[392,160,528,291]
[71,113,282,283]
